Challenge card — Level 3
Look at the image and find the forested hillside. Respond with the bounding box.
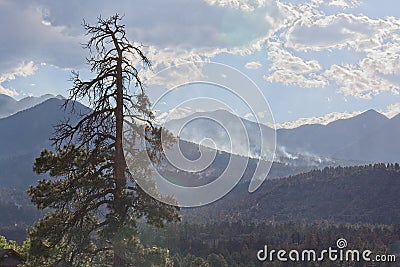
[184,164,400,224]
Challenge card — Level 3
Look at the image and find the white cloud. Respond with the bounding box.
[256,111,265,118]
[243,112,254,119]
[323,64,399,99]
[0,61,38,96]
[139,49,207,87]
[0,0,283,72]
[12,61,37,77]
[284,13,400,52]
[0,61,37,81]
[2,0,399,104]
[0,86,18,97]
[360,38,400,75]
[245,61,263,69]
[263,0,400,98]
[204,0,271,12]
[265,41,328,87]
[266,41,322,75]
[328,0,361,8]
[380,103,400,119]
[155,106,194,124]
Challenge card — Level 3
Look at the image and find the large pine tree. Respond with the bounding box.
[26,15,179,267]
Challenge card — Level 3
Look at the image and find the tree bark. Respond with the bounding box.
[113,32,127,267]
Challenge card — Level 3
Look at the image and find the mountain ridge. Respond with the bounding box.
[165,108,400,162]
[183,163,400,225]
[0,93,65,118]
[0,97,88,188]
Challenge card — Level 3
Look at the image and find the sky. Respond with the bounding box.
[0,0,400,127]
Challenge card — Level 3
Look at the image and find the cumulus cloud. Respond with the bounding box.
[323,64,399,99]
[155,106,196,124]
[0,61,38,96]
[360,38,400,75]
[328,0,361,8]
[264,0,400,99]
[245,61,262,69]
[140,51,208,88]
[2,0,400,115]
[265,41,328,87]
[0,0,284,74]
[204,0,271,12]
[0,86,18,97]
[284,12,399,52]
[243,112,254,119]
[380,103,400,119]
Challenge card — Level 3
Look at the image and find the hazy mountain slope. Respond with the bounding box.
[164,109,275,159]
[166,109,398,163]
[0,98,87,188]
[159,139,362,189]
[0,94,17,118]
[278,109,390,159]
[0,93,60,118]
[333,114,400,162]
[0,99,319,190]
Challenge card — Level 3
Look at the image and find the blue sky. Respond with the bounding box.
[0,0,400,127]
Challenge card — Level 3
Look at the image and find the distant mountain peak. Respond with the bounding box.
[0,93,67,119]
[360,109,386,118]
[348,109,389,123]
[186,109,236,118]
[55,94,66,100]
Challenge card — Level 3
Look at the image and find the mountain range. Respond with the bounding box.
[0,94,398,190]
[0,94,374,189]
[165,109,400,163]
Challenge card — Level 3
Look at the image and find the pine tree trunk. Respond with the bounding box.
[113,39,127,267]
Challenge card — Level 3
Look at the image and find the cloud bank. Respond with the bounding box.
[265,0,400,99]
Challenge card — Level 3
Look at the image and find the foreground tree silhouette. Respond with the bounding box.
[26,15,179,267]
